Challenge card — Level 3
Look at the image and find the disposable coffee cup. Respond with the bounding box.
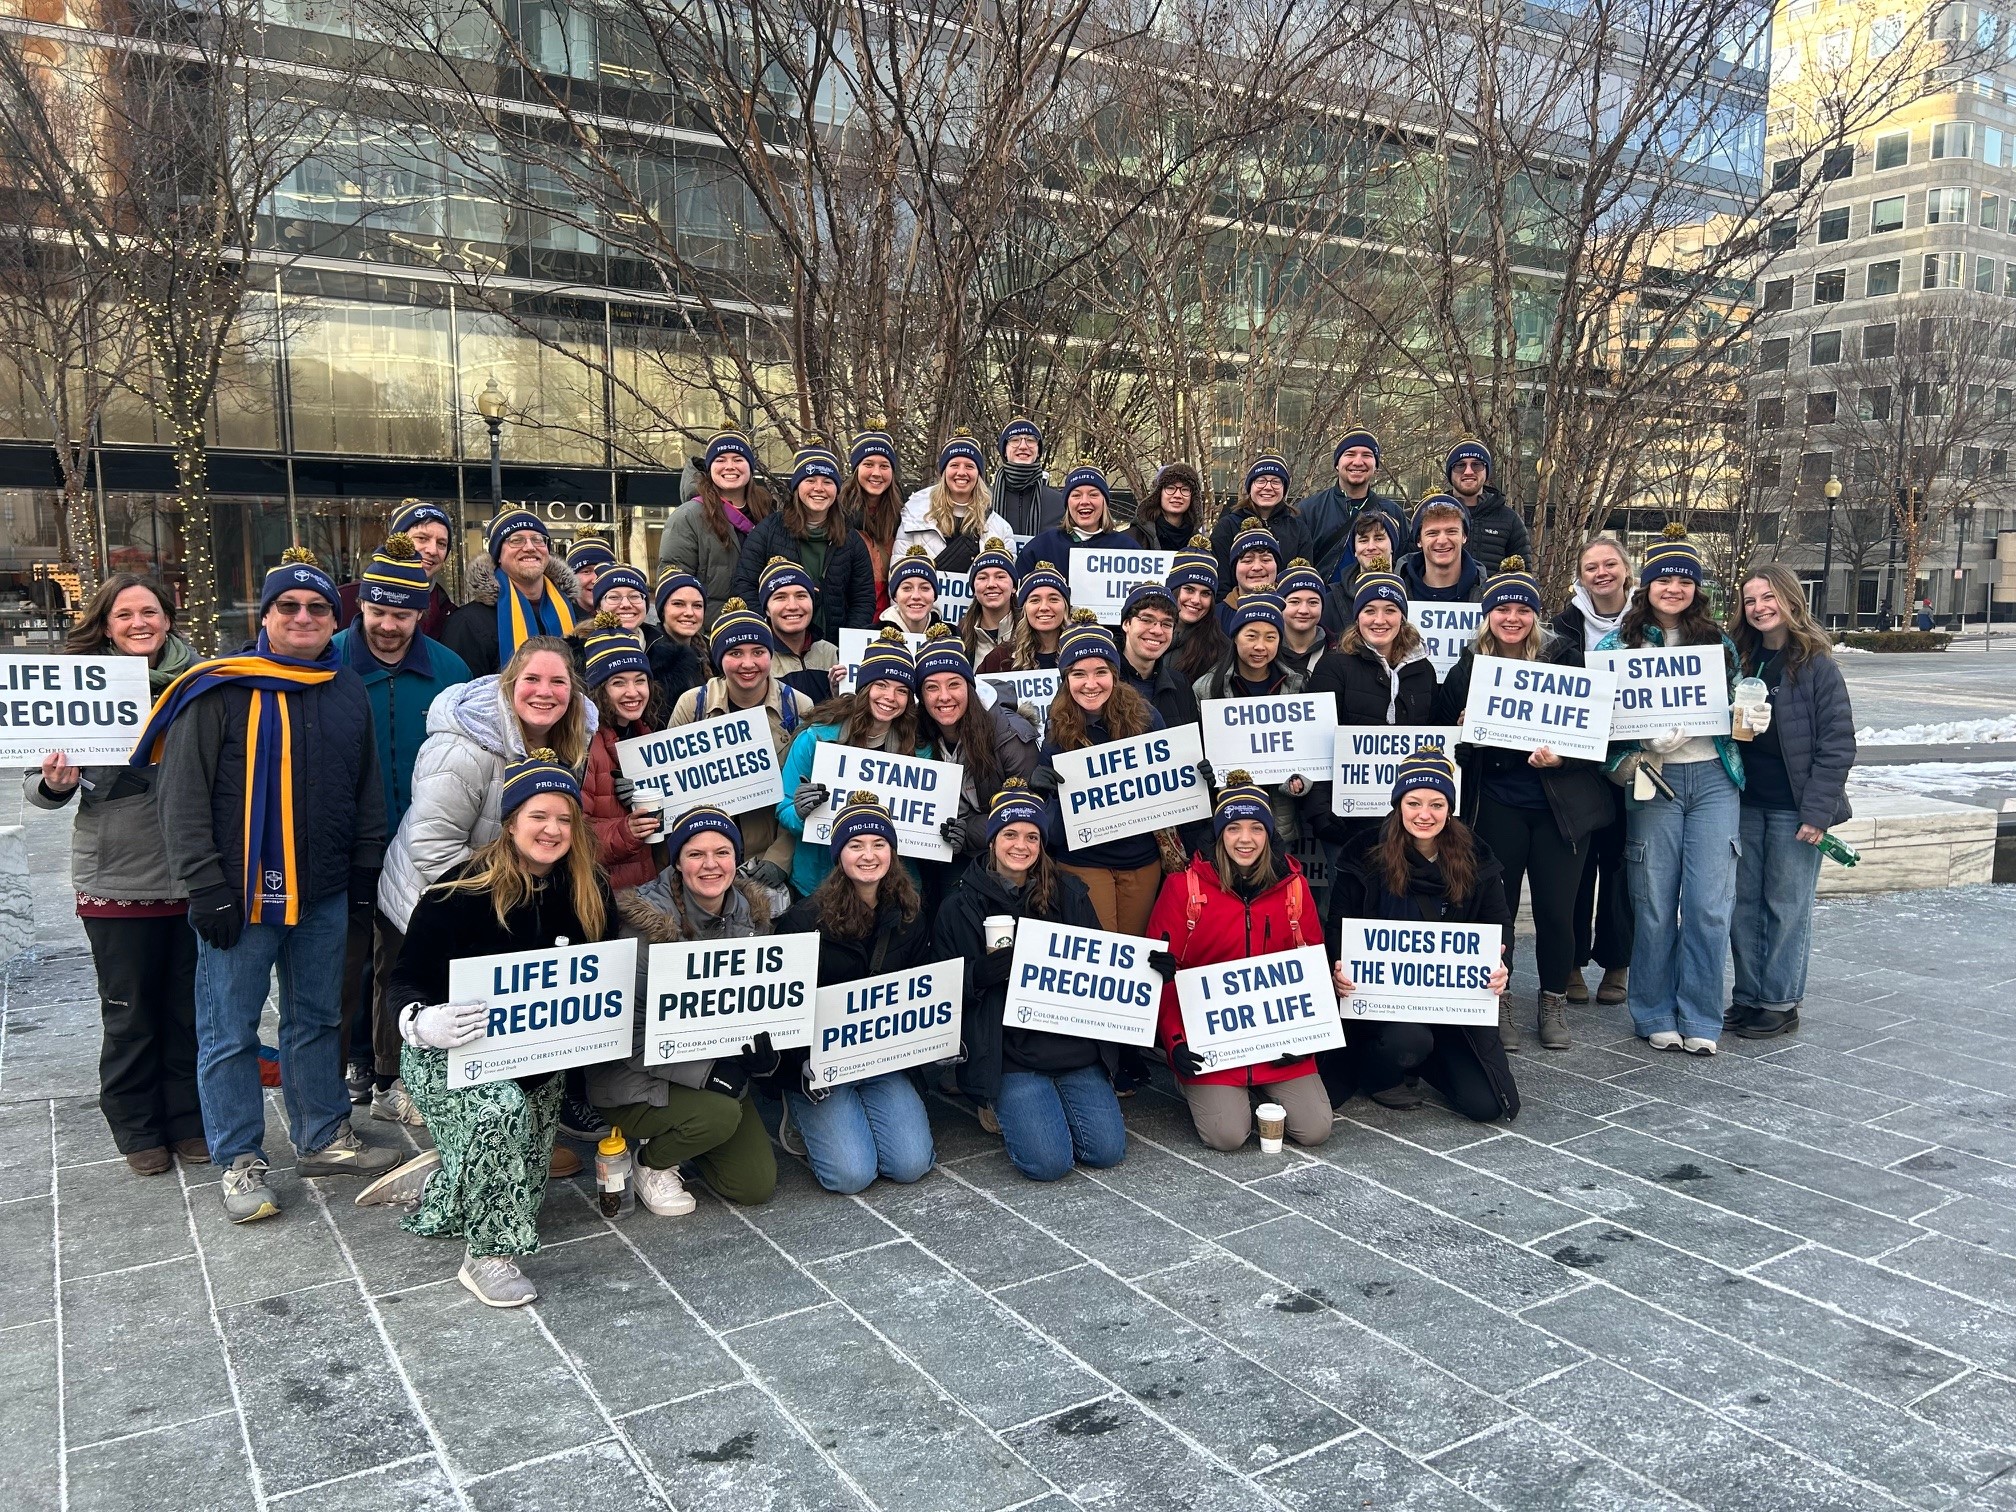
[632,793,666,832]
[1256,1102,1286,1154]
[983,915,1017,951]
[1730,677,1768,742]
[1730,705,1756,741]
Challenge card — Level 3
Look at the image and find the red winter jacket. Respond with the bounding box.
[1146,851,1324,1088]
[584,721,662,892]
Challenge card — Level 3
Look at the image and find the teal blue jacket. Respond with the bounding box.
[335,627,473,831]
[1593,623,1744,792]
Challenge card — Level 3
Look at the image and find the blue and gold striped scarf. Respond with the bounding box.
[497,577,576,665]
[130,632,340,926]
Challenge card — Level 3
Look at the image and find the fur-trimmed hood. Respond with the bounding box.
[614,872,773,942]
[461,551,584,609]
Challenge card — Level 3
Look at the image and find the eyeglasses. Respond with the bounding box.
[271,598,334,619]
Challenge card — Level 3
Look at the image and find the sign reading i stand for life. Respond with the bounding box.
[1052,723,1211,849]
[804,742,960,861]
[615,707,782,817]
[447,938,638,1087]
[1334,918,1499,1026]
[1200,694,1335,783]
[0,654,152,764]
[1005,921,1162,1045]
[1331,725,1465,817]
[1459,654,1616,761]
[642,933,820,1064]
[1410,603,1483,681]
[1589,647,1732,740]
[1175,945,1345,1070]
[1070,549,1178,623]
[834,627,925,693]
[809,959,963,1087]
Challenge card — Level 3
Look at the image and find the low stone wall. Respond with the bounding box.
[1818,794,1997,894]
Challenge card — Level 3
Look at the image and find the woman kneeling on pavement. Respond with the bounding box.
[938,779,1127,1180]
[588,807,779,1214]
[357,751,615,1308]
[1146,773,1333,1152]
[1325,746,1519,1123]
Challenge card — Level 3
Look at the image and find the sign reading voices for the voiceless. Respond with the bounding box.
[1175,945,1345,1070]
[1335,918,1499,1026]
[804,743,960,861]
[1005,921,1161,1045]
[1589,647,1732,740]
[1332,725,1465,817]
[808,959,963,1087]
[447,938,638,1087]
[0,654,152,764]
[1069,549,1177,623]
[1200,694,1335,784]
[1458,654,1616,761]
[1052,723,1210,849]
[615,707,782,817]
[642,934,820,1064]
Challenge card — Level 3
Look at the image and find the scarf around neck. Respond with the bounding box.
[496,572,576,665]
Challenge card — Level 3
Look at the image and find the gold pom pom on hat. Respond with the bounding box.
[1187,533,1212,549]
[848,789,879,805]
[1498,554,1526,573]
[1662,522,1690,540]
[527,746,558,763]
[720,597,751,614]
[380,532,418,560]
[586,610,622,631]
[280,546,318,566]
[997,775,1029,792]
[899,543,931,559]
[1225,769,1254,786]
[873,624,907,644]
[982,536,1007,551]
[924,622,959,642]
[1068,606,1099,625]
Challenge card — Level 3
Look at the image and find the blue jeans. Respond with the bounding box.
[1732,806,1824,1013]
[994,1065,1127,1182]
[786,1071,935,1194]
[193,892,351,1165]
[1623,760,1740,1041]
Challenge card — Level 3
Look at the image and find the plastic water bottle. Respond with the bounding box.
[1816,832,1860,867]
[595,1126,634,1218]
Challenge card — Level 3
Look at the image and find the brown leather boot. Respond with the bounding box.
[1498,995,1522,1054]
[1564,970,1590,1004]
[1537,992,1572,1051]
[124,1148,170,1176]
[1597,967,1629,1005]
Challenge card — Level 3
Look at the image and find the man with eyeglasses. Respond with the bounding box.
[335,499,459,639]
[147,549,397,1224]
[1443,439,1531,574]
[440,510,580,676]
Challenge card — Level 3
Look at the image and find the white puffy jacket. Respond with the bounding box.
[892,487,1017,561]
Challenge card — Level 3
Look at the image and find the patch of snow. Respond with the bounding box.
[1855,715,2016,745]
[1849,760,2016,797]
[1833,642,1873,653]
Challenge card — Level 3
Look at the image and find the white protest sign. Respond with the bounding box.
[1409,603,1483,681]
[804,742,960,861]
[0,654,153,764]
[1459,655,1615,761]
[834,627,925,693]
[809,958,963,1087]
[616,707,782,817]
[641,933,820,1064]
[447,938,638,1087]
[1175,944,1345,1070]
[1004,920,1161,1046]
[938,574,973,625]
[1200,694,1335,784]
[1070,548,1177,623]
[1335,917,1499,1026]
[1331,724,1465,817]
[1288,834,1331,891]
[977,669,1059,738]
[1053,723,1211,849]
[1590,647,1732,740]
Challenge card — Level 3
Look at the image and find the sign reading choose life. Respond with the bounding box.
[1005,921,1161,1045]
[1589,647,1732,740]
[615,708,782,817]
[1175,944,1344,1070]
[1458,655,1616,761]
[1052,724,1211,849]
[1334,918,1499,1026]
[0,654,152,764]
[1069,549,1177,623]
[1199,694,1335,784]
[642,934,820,1064]
[809,959,964,1087]
[447,938,638,1087]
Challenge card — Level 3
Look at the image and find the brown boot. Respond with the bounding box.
[1564,970,1590,1004]
[548,1144,581,1179]
[1597,967,1629,1005]
[1537,992,1572,1051]
[1498,995,1522,1054]
[124,1148,171,1176]
[172,1138,211,1165]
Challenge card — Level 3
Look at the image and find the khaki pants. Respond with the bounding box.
[1179,1073,1332,1152]
[1058,861,1162,938]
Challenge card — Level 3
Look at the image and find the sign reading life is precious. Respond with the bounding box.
[1005,920,1162,1045]
[1070,549,1178,623]
[804,743,961,861]
[1175,944,1344,1070]
[1589,647,1732,740]
[1052,723,1211,848]
[615,707,782,817]
[1459,655,1616,761]
[1200,694,1336,784]
[808,959,963,1087]
[642,934,820,1064]
[447,938,638,1087]
[1410,603,1483,681]
[0,654,152,765]
[1334,918,1499,1026]
[1331,725,1465,817]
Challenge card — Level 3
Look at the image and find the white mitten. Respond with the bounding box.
[1746,703,1773,734]
[400,1001,488,1050]
[1646,727,1689,755]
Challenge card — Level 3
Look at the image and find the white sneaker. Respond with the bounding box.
[1647,1031,1684,1051]
[633,1161,697,1216]
[1682,1036,1719,1056]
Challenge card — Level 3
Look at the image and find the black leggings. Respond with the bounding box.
[1574,792,1633,971]
[1319,1024,1508,1124]
[1475,795,1580,995]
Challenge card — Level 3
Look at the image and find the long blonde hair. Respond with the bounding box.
[1473,615,1546,660]
[927,474,996,542]
[440,806,607,940]
[1732,564,1835,677]
[1338,620,1424,667]
[500,637,591,768]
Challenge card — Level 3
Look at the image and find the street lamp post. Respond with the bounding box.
[1952,503,1972,632]
[1819,474,1842,626]
[477,378,507,515]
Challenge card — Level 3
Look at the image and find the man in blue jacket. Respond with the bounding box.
[1297,427,1412,579]
[332,536,472,1126]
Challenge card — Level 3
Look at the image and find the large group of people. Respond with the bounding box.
[33,420,1857,1308]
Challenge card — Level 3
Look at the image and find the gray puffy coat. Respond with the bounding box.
[26,764,186,901]
[657,497,750,624]
[375,675,598,929]
[1759,650,1858,831]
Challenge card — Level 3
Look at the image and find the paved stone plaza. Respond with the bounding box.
[4,818,2016,1510]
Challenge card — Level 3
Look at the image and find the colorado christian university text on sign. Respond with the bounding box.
[447,938,638,1087]
[1410,604,1482,681]
[615,707,783,817]
[1199,694,1335,784]
[1458,655,1616,761]
[1331,725,1465,817]
[1069,549,1177,623]
[1335,918,1499,1026]
[0,655,152,764]
[805,743,960,861]
[1589,647,1732,740]
[1052,723,1210,849]
[809,959,963,1087]
[1005,921,1161,1045]
[642,934,819,1065]
[1175,944,1345,1070]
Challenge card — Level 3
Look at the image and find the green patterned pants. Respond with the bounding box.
[399,1046,561,1258]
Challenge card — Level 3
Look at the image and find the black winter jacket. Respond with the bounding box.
[771,891,939,1095]
[1398,551,1485,603]
[1210,503,1314,583]
[1434,642,1614,848]
[649,634,706,710]
[1297,483,1413,578]
[729,513,877,641]
[1457,486,1531,574]
[993,471,1065,538]
[936,863,1115,1102]
[1303,642,1437,844]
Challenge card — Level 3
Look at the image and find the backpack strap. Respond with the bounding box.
[1286,875,1312,950]
[1183,867,1205,949]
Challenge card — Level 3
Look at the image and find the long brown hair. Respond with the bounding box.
[1338,620,1425,666]
[1046,674,1152,751]
[811,856,920,937]
[500,637,593,768]
[1175,611,1229,680]
[697,469,775,546]
[923,681,1004,802]
[1131,462,1205,546]
[1620,582,1722,652]
[804,688,920,753]
[842,470,904,557]
[1008,607,1064,669]
[590,672,665,736]
[1377,807,1478,906]
[782,484,854,550]
[1213,834,1279,895]
[1732,564,1834,677]
[67,573,176,655]
[991,833,1061,917]
[441,805,607,940]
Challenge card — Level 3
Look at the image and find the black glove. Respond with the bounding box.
[1271,1052,1306,1068]
[1147,948,1178,981]
[739,858,791,892]
[1173,1044,1207,1078]
[792,780,830,820]
[976,949,1014,986]
[348,867,379,916]
[189,883,244,951]
[738,1030,782,1079]
[612,773,636,808]
[1028,765,1060,795]
[1194,757,1216,789]
[940,812,972,852]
